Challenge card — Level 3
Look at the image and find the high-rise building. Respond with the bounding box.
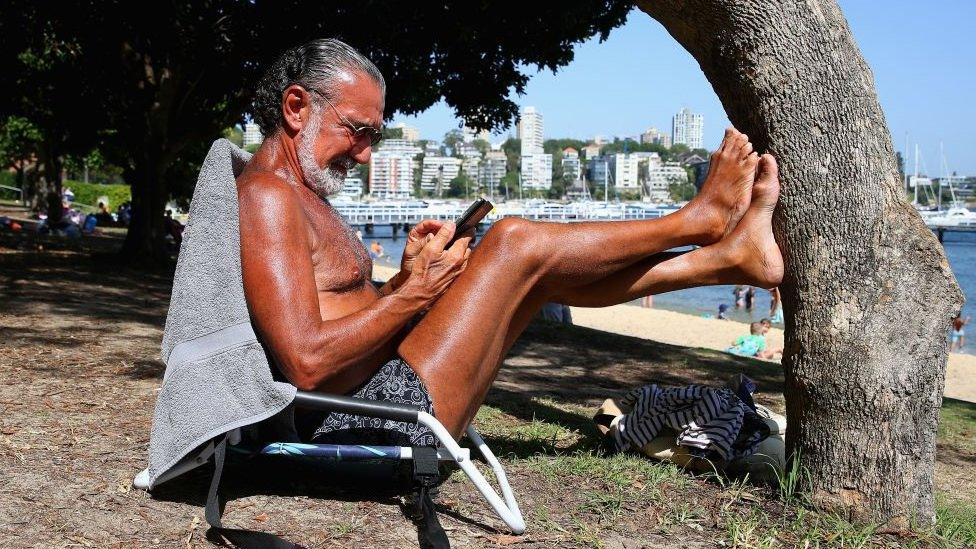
[368,139,422,198]
[647,162,689,200]
[478,150,507,198]
[640,127,672,148]
[561,147,581,181]
[582,143,602,160]
[608,154,641,190]
[392,122,420,142]
[517,107,544,156]
[243,122,263,147]
[338,177,364,200]
[462,124,491,143]
[521,154,553,190]
[672,108,704,149]
[420,156,462,195]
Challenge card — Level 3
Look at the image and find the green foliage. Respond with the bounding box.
[0,116,41,171]
[222,126,244,147]
[382,126,403,140]
[1,1,631,258]
[498,171,519,199]
[543,138,587,155]
[447,172,475,198]
[64,180,131,210]
[471,138,491,155]
[600,139,673,161]
[668,181,697,202]
[442,129,463,155]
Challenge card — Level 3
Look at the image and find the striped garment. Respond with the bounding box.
[612,384,769,462]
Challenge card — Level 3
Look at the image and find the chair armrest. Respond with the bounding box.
[293,391,421,424]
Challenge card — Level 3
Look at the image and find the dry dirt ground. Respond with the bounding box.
[1,250,974,548]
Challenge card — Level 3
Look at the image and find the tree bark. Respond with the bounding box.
[637,0,963,527]
[121,161,170,265]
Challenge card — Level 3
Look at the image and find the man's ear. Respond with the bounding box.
[282,85,313,134]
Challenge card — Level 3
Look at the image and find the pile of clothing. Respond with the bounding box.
[594,375,786,479]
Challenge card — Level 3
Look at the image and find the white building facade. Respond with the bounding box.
[420,156,462,195]
[672,108,704,149]
[561,148,581,181]
[368,139,422,198]
[243,122,263,147]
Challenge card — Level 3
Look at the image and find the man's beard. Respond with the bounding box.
[297,114,355,199]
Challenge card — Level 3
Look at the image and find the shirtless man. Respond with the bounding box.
[238,39,784,447]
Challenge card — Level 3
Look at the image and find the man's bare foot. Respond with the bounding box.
[718,154,784,288]
[684,127,760,245]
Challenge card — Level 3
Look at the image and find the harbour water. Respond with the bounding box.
[361,224,976,354]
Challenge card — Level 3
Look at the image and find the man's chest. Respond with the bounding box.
[303,204,373,292]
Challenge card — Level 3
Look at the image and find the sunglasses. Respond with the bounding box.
[310,89,383,146]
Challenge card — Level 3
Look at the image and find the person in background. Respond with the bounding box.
[744,286,756,311]
[717,303,730,320]
[951,314,971,352]
[641,295,653,308]
[164,209,185,246]
[733,285,745,309]
[369,240,384,259]
[727,321,782,359]
[769,287,784,324]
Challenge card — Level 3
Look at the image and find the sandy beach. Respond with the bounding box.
[374,264,975,403]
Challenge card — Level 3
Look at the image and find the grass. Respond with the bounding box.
[938,397,976,454]
[472,395,976,547]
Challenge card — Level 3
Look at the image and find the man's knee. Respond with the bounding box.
[481,217,544,268]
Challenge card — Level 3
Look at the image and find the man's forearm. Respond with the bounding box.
[297,279,427,392]
[378,269,409,296]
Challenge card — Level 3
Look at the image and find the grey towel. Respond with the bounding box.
[145,139,296,487]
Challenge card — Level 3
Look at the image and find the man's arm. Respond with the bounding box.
[239,178,456,393]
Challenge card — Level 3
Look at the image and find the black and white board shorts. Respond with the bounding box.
[311,357,437,447]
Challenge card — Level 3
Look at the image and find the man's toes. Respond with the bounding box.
[719,127,737,151]
[757,154,779,183]
[740,141,754,159]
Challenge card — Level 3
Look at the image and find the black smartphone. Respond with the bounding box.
[447,197,493,247]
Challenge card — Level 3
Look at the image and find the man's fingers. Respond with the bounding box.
[426,221,455,254]
[447,235,472,258]
[408,219,443,241]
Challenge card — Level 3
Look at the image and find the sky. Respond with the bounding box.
[390,0,976,175]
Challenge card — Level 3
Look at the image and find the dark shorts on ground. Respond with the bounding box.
[311,357,437,447]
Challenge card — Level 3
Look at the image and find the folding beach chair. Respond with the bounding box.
[133,390,525,547]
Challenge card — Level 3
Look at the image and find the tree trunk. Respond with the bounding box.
[637,0,963,527]
[121,162,170,265]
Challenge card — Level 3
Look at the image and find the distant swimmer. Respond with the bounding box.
[951,314,971,352]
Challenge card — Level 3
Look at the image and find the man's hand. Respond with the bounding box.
[402,222,472,306]
[400,219,445,274]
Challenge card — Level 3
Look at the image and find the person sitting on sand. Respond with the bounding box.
[727,320,782,359]
[951,314,971,352]
[235,38,784,447]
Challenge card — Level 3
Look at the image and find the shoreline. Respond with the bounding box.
[373,265,976,403]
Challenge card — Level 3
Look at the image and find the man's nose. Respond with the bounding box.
[350,142,372,165]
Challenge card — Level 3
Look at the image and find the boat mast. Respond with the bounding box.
[913,143,920,206]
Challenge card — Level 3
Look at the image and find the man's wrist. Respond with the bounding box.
[390,269,409,290]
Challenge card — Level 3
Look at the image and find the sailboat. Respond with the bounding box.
[926,143,976,227]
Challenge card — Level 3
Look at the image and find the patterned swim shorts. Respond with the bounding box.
[311,357,437,447]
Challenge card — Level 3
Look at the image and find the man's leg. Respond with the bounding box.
[399,149,780,439]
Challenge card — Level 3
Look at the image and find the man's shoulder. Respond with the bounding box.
[237,169,301,213]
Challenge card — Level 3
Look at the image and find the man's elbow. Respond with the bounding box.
[284,354,334,392]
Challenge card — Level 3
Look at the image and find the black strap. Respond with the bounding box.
[410,447,450,549]
[205,435,302,548]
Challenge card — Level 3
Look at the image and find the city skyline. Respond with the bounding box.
[390,1,976,175]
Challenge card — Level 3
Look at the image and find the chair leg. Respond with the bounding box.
[416,411,526,534]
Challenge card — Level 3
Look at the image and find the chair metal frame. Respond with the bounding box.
[134,390,525,534]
